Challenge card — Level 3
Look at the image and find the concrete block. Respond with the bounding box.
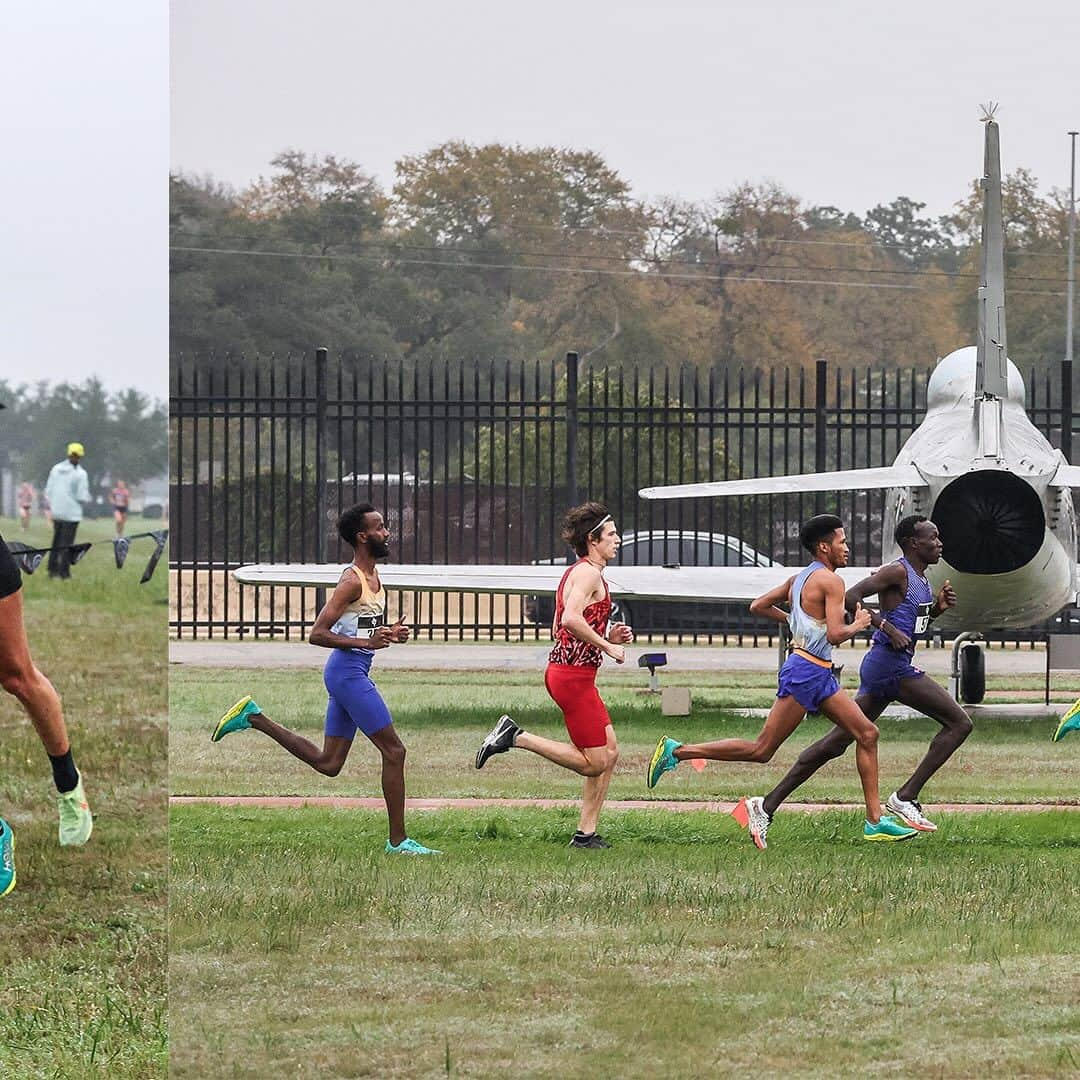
[661,687,691,715]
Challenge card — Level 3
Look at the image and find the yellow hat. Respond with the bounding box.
[67,442,85,458]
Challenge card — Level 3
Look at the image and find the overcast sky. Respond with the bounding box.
[1,4,167,400]
[172,0,1077,219]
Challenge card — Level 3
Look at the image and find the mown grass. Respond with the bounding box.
[0,516,167,1077]
[169,805,1080,1078]
[169,668,1079,805]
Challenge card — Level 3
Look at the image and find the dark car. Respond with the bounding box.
[525,529,779,636]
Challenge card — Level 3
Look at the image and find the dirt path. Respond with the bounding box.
[170,795,1077,813]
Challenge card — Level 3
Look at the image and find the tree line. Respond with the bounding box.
[170,142,1077,377]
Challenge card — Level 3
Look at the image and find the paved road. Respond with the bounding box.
[170,639,1050,675]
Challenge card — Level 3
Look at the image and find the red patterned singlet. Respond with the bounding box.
[547,559,612,668]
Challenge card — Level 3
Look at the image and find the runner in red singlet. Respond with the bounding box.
[474,502,633,849]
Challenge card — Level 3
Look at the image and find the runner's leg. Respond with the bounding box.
[893,676,973,803]
[674,694,807,763]
[514,730,612,776]
[818,690,882,822]
[577,724,617,833]
[366,724,407,846]
[248,708,353,776]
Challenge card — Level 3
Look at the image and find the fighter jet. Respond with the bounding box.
[235,114,1079,686]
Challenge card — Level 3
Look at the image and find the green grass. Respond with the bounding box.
[0,516,167,1077]
[170,668,1079,805]
[169,805,1080,1078]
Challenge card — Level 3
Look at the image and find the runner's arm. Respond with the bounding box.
[845,563,908,643]
[749,576,795,625]
[560,565,618,656]
[308,575,392,650]
[825,574,870,644]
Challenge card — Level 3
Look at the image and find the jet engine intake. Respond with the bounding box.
[932,470,1045,574]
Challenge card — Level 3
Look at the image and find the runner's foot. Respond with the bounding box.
[647,736,682,789]
[731,795,770,849]
[1052,698,1080,742]
[475,714,520,769]
[863,815,919,842]
[58,775,93,847]
[886,792,937,832]
[0,819,15,897]
[569,831,610,849]
[385,838,441,855]
[212,696,261,742]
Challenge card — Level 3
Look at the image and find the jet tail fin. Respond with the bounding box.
[975,108,1009,400]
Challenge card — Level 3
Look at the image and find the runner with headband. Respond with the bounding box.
[474,502,633,849]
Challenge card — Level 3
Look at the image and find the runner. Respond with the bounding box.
[111,480,131,536]
[647,514,918,847]
[745,516,969,841]
[17,482,34,531]
[474,502,633,849]
[0,531,94,894]
[211,503,439,855]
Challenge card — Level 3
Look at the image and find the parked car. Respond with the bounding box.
[525,529,780,636]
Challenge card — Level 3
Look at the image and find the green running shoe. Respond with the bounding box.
[1052,697,1080,741]
[58,775,93,847]
[863,815,919,842]
[212,696,261,742]
[0,819,15,897]
[647,736,682,789]
[386,838,442,856]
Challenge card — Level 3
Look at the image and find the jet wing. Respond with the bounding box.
[233,563,880,603]
[1050,464,1080,487]
[639,465,924,500]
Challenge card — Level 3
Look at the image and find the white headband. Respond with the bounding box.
[590,514,612,536]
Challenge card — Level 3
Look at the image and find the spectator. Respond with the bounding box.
[44,443,90,580]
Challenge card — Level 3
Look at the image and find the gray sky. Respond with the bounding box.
[172,0,1078,220]
[1,5,167,401]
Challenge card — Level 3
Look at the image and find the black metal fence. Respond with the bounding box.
[170,351,1078,642]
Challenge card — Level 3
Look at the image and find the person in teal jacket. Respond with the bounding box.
[44,442,90,579]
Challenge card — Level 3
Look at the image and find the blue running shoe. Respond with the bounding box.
[212,696,261,742]
[386,837,442,856]
[863,815,919,842]
[1052,697,1080,742]
[0,818,15,898]
[647,736,682,789]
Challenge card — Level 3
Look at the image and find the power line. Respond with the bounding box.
[169,244,1067,297]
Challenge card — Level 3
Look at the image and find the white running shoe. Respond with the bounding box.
[731,795,770,850]
[886,792,937,832]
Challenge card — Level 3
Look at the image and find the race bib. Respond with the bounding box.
[914,602,932,636]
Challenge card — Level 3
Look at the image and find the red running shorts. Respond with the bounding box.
[544,662,611,749]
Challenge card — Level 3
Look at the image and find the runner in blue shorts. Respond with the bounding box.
[211,503,439,855]
[648,515,918,847]
[756,515,968,840]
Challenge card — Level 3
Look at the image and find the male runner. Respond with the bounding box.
[0,531,94,898]
[739,515,968,844]
[647,514,918,846]
[211,503,439,855]
[474,502,634,849]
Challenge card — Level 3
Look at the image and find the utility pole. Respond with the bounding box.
[1068,131,1077,366]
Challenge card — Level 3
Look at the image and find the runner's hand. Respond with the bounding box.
[389,617,410,643]
[606,642,626,664]
[937,579,957,611]
[884,622,911,652]
[607,623,634,645]
[368,625,395,649]
[852,603,872,632]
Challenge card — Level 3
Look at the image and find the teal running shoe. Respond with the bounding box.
[385,837,441,856]
[212,696,261,742]
[58,775,93,847]
[647,736,682,789]
[1052,697,1080,742]
[0,818,14,898]
[863,815,919,842]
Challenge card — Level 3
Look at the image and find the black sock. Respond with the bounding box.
[574,830,594,839]
[49,751,79,794]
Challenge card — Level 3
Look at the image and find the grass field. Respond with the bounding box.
[170,668,1079,805]
[169,806,1079,1078]
[170,660,1078,1076]
[0,516,167,1077]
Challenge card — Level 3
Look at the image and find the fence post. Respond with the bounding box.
[565,351,579,563]
[314,347,328,609]
[814,357,828,511]
[1062,358,1073,462]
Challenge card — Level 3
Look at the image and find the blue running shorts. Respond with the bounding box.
[776,653,840,714]
[323,649,393,739]
[857,646,924,702]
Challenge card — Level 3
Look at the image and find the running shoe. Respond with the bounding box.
[212,696,261,742]
[863,815,919,842]
[886,791,937,832]
[385,838,441,855]
[58,775,93,847]
[474,714,520,769]
[1052,697,1080,741]
[646,735,682,789]
[731,795,770,850]
[0,819,14,898]
[569,832,611,849]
